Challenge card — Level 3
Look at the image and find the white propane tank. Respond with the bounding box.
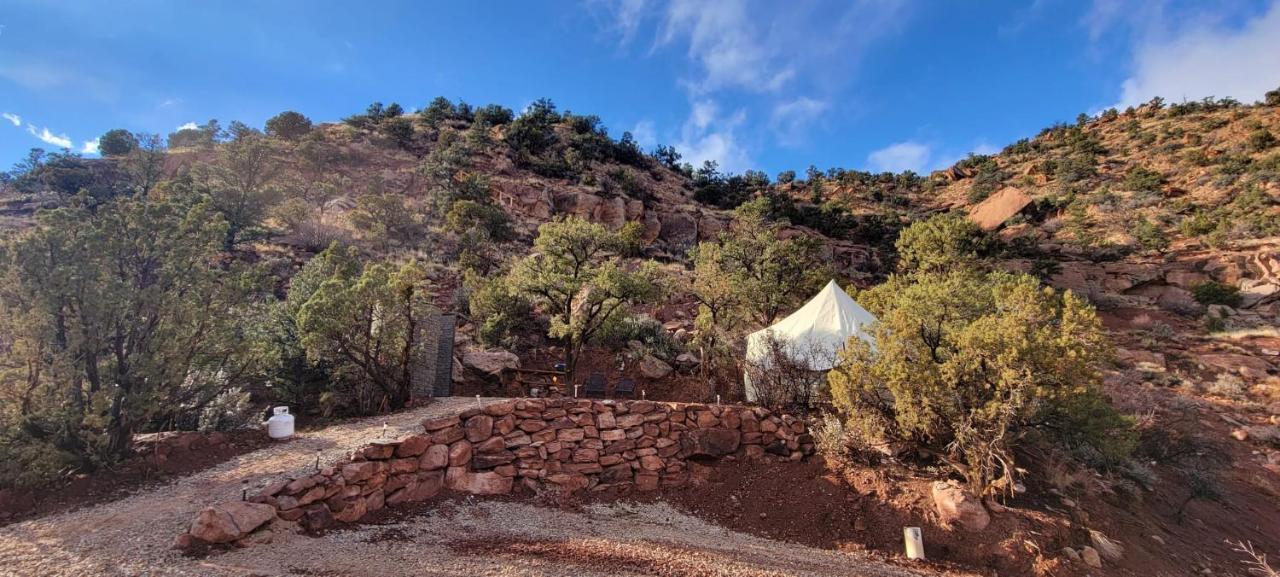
[267,406,295,440]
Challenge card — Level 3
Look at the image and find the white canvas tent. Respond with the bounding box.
[744,280,877,402]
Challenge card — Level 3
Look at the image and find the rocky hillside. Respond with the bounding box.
[3,95,1280,576]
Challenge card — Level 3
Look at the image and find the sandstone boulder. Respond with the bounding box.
[967,187,1031,231]
[188,501,277,544]
[681,428,741,458]
[419,443,449,470]
[465,414,495,442]
[445,467,513,495]
[931,480,990,531]
[657,211,698,248]
[639,354,673,379]
[1081,546,1103,568]
[395,435,431,458]
[462,349,520,375]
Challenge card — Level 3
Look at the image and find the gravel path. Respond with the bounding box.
[0,397,937,577]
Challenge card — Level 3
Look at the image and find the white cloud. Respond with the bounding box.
[1114,2,1280,108]
[867,141,931,173]
[596,0,909,171]
[658,0,798,93]
[675,99,751,173]
[1082,0,1128,41]
[630,119,657,149]
[770,97,828,146]
[2,112,19,126]
[0,59,120,102]
[176,121,199,131]
[932,141,999,172]
[80,139,100,155]
[25,124,73,149]
[609,0,648,46]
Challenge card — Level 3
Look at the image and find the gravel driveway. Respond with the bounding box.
[0,397,935,577]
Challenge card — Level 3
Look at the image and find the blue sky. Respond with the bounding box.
[2,0,1278,176]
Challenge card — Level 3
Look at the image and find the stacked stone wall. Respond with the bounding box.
[186,399,813,541]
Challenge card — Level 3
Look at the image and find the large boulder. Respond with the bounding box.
[188,501,278,544]
[639,354,674,379]
[967,187,1032,231]
[931,480,990,531]
[657,211,698,249]
[462,349,520,375]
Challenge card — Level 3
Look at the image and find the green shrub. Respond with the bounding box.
[1249,129,1277,152]
[595,314,682,359]
[468,275,533,349]
[828,270,1134,495]
[1123,165,1164,191]
[1131,216,1168,251]
[474,104,514,126]
[446,199,513,243]
[1192,281,1242,307]
[419,96,458,125]
[265,111,313,139]
[1266,86,1280,106]
[98,128,138,156]
[894,212,993,274]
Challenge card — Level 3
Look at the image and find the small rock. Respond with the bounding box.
[1061,547,1080,562]
[1081,546,1103,568]
[1090,529,1124,562]
[931,480,991,531]
[173,533,196,550]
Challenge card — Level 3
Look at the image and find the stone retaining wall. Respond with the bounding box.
[183,399,813,544]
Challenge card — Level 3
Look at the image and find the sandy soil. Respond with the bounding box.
[0,397,936,577]
[185,500,934,577]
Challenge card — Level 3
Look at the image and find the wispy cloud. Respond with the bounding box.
[176,121,199,131]
[598,0,910,172]
[607,0,649,46]
[770,97,828,147]
[1113,1,1280,107]
[867,140,998,174]
[658,0,790,93]
[867,141,931,173]
[630,119,657,149]
[26,124,73,149]
[0,58,120,102]
[1,112,19,127]
[80,139,100,155]
[675,99,750,173]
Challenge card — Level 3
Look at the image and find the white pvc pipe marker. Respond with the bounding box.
[904,527,925,560]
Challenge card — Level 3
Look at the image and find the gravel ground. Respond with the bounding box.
[0,397,934,577]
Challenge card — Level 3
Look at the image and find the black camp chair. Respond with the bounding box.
[583,372,607,397]
[614,377,636,398]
